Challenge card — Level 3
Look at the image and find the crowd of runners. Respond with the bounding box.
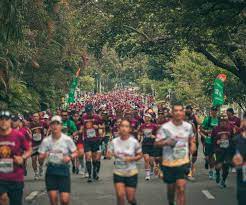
[0,89,245,205]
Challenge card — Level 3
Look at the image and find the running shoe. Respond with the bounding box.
[145,176,150,181]
[219,179,226,188]
[208,170,213,180]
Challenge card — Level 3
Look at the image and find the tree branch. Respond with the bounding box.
[195,47,239,77]
[123,25,151,41]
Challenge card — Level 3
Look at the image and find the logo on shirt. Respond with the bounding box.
[0,146,11,158]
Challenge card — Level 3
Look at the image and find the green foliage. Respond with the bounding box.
[79,75,95,92]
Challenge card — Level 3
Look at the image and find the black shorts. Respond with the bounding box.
[215,150,233,164]
[103,136,110,145]
[45,174,71,193]
[153,147,163,158]
[0,180,24,205]
[113,174,138,188]
[205,143,213,157]
[162,164,190,184]
[31,145,40,156]
[84,140,100,153]
[142,144,155,156]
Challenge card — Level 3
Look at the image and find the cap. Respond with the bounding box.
[50,115,62,124]
[11,115,19,121]
[43,114,49,119]
[0,110,11,119]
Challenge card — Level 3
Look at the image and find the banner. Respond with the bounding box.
[212,74,226,106]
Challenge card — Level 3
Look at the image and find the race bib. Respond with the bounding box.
[0,158,14,173]
[143,129,152,138]
[33,133,42,141]
[220,139,229,148]
[114,159,129,170]
[73,135,79,143]
[48,152,63,164]
[173,142,187,160]
[205,136,212,144]
[242,163,246,182]
[87,129,96,138]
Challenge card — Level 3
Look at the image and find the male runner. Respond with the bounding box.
[200,106,219,179]
[0,110,31,205]
[30,112,47,179]
[211,116,234,188]
[155,103,196,205]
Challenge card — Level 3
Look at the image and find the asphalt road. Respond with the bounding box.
[23,152,238,205]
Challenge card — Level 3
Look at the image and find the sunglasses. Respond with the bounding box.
[0,111,11,120]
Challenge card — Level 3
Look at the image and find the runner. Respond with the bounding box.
[82,104,102,182]
[227,108,241,133]
[30,112,47,179]
[101,111,112,159]
[138,113,158,180]
[61,110,78,174]
[155,103,196,205]
[0,110,31,205]
[200,106,219,180]
[39,115,78,205]
[107,119,143,205]
[185,105,200,181]
[211,115,234,188]
[233,117,246,205]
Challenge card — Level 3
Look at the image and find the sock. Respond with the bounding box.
[79,157,84,169]
[97,160,101,173]
[92,161,97,177]
[222,164,229,181]
[145,169,150,177]
[215,169,220,176]
[86,161,92,178]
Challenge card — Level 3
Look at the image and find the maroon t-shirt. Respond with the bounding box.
[0,129,30,182]
[211,125,234,152]
[30,121,46,147]
[228,116,241,128]
[82,114,102,141]
[140,123,158,145]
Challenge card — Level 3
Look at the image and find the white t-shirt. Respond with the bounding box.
[110,136,142,177]
[39,133,77,165]
[156,121,194,167]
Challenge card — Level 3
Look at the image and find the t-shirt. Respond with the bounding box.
[62,120,77,136]
[211,125,234,152]
[82,114,102,141]
[39,133,76,176]
[202,116,219,144]
[228,116,241,128]
[0,129,30,182]
[30,121,46,147]
[156,121,194,167]
[110,136,142,177]
[140,123,158,145]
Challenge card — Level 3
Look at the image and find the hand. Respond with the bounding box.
[93,125,99,129]
[151,135,156,139]
[63,156,71,163]
[123,156,133,163]
[233,153,243,166]
[14,156,24,165]
[165,138,176,146]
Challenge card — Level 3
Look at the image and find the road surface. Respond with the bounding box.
[23,153,237,205]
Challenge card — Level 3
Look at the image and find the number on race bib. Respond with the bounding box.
[114,159,129,169]
[220,139,229,148]
[0,158,14,173]
[87,129,96,138]
[48,153,63,164]
[33,133,42,141]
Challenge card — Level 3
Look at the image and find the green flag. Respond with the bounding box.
[68,77,78,103]
[212,78,224,106]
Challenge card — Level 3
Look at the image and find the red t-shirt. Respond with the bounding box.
[0,129,30,182]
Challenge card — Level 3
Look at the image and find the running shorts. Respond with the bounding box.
[45,174,71,193]
[0,180,24,205]
[142,144,155,157]
[204,143,213,157]
[113,174,138,188]
[84,140,100,153]
[215,150,233,165]
[162,163,190,184]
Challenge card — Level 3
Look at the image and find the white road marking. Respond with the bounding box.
[202,190,215,199]
[25,191,40,201]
